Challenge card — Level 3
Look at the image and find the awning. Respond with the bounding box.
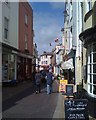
[61,59,74,70]
[18,52,33,59]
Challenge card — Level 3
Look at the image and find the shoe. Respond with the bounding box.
[35,91,38,94]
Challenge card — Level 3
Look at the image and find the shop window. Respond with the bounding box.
[87,43,96,98]
[2,54,15,81]
[93,53,96,62]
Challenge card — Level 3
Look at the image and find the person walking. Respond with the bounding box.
[46,69,54,94]
[32,70,36,88]
[35,70,42,94]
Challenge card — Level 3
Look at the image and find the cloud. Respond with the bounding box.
[33,11,62,55]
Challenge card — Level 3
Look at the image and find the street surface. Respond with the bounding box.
[2,80,61,119]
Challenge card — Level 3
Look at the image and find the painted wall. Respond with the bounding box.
[2,2,19,49]
[0,2,2,43]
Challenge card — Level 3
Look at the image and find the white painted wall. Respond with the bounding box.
[0,2,2,83]
[0,2,2,43]
[40,54,51,66]
[2,2,19,49]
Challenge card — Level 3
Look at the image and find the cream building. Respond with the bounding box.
[79,1,96,118]
[62,1,82,85]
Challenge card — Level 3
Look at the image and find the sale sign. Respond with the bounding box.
[59,80,68,93]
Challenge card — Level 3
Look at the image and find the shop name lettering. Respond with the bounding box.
[65,101,87,107]
[68,113,85,119]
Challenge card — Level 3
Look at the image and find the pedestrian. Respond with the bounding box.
[46,69,54,94]
[32,70,36,88]
[35,70,42,94]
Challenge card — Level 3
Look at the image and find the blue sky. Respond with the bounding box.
[29,2,65,55]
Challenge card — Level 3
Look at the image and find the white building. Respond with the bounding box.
[39,52,52,71]
[2,2,19,81]
[0,2,2,84]
[62,1,83,84]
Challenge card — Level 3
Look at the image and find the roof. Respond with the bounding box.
[40,52,52,56]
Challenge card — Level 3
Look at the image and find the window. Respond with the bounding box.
[4,17,9,40]
[25,34,28,49]
[88,2,92,10]
[25,14,28,25]
[87,43,96,97]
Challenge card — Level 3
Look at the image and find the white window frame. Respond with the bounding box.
[25,14,28,25]
[25,34,28,50]
[87,43,96,98]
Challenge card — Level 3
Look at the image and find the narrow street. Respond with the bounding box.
[2,80,62,119]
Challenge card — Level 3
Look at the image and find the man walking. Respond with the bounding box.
[46,69,54,94]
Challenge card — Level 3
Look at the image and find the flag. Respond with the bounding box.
[55,38,59,42]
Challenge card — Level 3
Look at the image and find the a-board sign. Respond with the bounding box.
[66,84,74,96]
[65,99,89,120]
[59,80,68,93]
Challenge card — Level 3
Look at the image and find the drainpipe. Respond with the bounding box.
[73,49,76,85]
[81,2,84,88]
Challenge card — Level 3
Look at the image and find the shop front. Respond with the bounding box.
[17,53,33,82]
[2,47,17,82]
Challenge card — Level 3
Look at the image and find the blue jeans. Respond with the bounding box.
[47,84,52,94]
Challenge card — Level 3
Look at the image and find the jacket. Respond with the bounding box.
[46,72,54,85]
[35,72,41,85]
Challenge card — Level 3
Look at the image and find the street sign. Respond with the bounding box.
[65,99,89,120]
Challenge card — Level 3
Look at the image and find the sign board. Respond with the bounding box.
[66,84,74,96]
[65,99,89,120]
[59,80,68,93]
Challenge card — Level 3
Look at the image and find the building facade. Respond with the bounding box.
[17,2,34,81]
[61,1,82,85]
[79,1,96,118]
[39,52,52,71]
[2,2,19,81]
[2,2,34,82]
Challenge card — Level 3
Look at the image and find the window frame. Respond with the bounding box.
[25,14,28,26]
[87,43,96,98]
[25,34,28,50]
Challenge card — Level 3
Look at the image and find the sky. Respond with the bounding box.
[29,2,65,55]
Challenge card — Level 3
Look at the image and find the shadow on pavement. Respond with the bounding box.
[2,83,46,112]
